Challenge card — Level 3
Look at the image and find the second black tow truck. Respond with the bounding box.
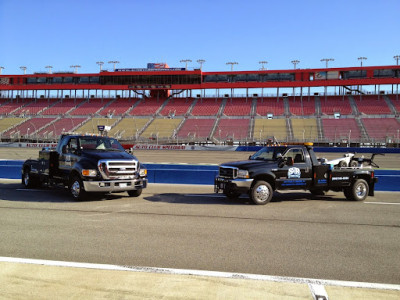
[215,143,378,205]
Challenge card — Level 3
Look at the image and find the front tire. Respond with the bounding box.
[70,176,87,201]
[128,189,142,197]
[344,179,369,201]
[249,180,273,205]
[22,168,40,188]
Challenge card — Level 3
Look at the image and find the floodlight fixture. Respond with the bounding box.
[96,61,104,71]
[226,61,238,71]
[358,57,367,67]
[197,59,205,70]
[180,59,192,69]
[108,61,120,71]
[291,60,300,69]
[70,65,81,73]
[259,61,268,70]
[320,58,334,68]
[0,66,4,75]
[394,55,400,65]
[45,65,53,74]
[20,66,27,74]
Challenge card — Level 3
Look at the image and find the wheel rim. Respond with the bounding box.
[24,172,29,186]
[254,185,270,202]
[355,182,367,198]
[71,181,81,198]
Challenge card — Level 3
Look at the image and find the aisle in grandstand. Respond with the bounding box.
[0,94,399,145]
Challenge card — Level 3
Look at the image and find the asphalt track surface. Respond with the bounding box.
[1,148,400,298]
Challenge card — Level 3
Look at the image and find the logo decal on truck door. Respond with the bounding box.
[288,167,301,179]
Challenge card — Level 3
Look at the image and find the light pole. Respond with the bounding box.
[20,66,27,74]
[291,60,300,69]
[0,66,4,75]
[358,57,367,67]
[70,65,81,73]
[226,62,238,71]
[394,55,400,65]
[259,61,268,70]
[96,61,104,71]
[45,65,53,74]
[108,61,120,72]
[320,58,334,68]
[196,59,205,70]
[180,59,192,70]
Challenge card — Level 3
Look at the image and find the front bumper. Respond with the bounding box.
[83,178,147,193]
[214,177,253,193]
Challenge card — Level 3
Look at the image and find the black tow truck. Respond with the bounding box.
[215,143,378,205]
[22,134,147,200]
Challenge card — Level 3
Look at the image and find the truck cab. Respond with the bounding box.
[215,143,378,205]
[22,134,148,200]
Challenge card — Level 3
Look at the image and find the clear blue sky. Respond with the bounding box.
[1,0,399,75]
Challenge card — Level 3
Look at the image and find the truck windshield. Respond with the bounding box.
[79,137,125,151]
[250,146,286,161]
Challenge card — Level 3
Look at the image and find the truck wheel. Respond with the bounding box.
[250,181,273,205]
[70,176,87,201]
[224,190,241,199]
[350,160,358,168]
[22,169,39,188]
[339,160,347,168]
[345,179,369,201]
[128,189,142,197]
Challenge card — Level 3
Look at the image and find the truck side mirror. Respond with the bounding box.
[286,157,294,166]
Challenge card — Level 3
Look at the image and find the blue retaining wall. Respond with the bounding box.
[236,146,400,154]
[1,160,399,191]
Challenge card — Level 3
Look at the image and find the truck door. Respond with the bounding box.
[274,147,313,190]
[59,137,79,177]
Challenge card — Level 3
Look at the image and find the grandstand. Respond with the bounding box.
[0,63,399,146]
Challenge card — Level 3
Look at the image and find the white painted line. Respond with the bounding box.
[365,202,400,205]
[1,256,399,291]
[309,284,329,300]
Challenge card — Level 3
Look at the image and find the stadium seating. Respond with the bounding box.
[108,118,150,139]
[177,118,216,139]
[160,98,193,116]
[191,98,222,116]
[353,95,391,115]
[37,117,88,138]
[223,98,252,116]
[2,117,57,138]
[288,97,315,115]
[387,95,400,113]
[0,117,27,134]
[255,98,285,116]
[253,119,288,141]
[291,119,318,141]
[361,118,400,141]
[0,99,31,115]
[320,96,353,115]
[322,118,361,141]
[74,117,117,134]
[41,99,85,115]
[70,99,110,115]
[214,119,250,141]
[99,99,136,116]
[12,99,58,115]
[141,118,182,139]
[130,98,164,116]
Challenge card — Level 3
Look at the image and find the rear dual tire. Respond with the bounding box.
[344,179,369,201]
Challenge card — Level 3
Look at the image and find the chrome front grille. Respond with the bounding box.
[98,159,138,180]
[219,166,238,179]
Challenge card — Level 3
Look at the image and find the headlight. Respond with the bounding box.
[82,169,97,177]
[237,169,249,179]
[139,168,147,177]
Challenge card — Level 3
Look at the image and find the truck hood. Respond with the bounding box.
[81,150,136,161]
[220,160,277,170]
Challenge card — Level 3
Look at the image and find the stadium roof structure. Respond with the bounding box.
[0,64,399,92]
